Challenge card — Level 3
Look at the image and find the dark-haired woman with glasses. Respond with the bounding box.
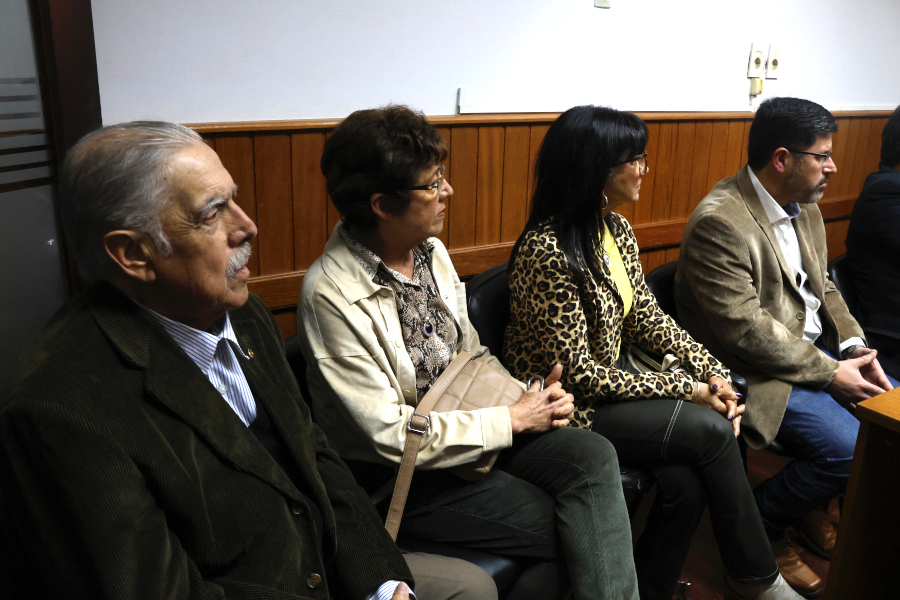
[299,104,641,600]
[504,106,801,600]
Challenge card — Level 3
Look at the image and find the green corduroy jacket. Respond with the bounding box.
[0,282,410,599]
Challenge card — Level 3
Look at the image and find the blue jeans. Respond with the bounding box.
[754,348,900,536]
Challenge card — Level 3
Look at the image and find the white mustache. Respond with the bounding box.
[226,242,252,279]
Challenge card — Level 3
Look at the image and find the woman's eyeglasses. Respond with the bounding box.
[408,165,446,195]
[629,152,649,175]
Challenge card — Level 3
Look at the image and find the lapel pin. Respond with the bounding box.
[247,349,254,358]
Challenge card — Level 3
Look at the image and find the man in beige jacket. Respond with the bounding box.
[676,97,897,599]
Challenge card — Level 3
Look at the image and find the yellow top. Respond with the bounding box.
[602,221,633,359]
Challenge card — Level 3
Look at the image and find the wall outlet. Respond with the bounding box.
[748,43,765,78]
[766,45,781,79]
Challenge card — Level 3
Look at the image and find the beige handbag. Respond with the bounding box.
[625,344,685,374]
[383,350,527,540]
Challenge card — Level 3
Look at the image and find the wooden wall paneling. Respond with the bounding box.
[202,137,215,149]
[837,118,862,197]
[740,120,752,168]
[215,135,260,276]
[500,125,531,242]
[273,310,297,339]
[188,111,890,339]
[616,200,635,223]
[723,120,746,176]
[856,117,880,184]
[830,117,850,198]
[253,134,295,274]
[663,245,681,264]
[434,126,452,248]
[291,131,328,270]
[650,122,678,222]
[633,122,661,225]
[475,126,505,245]
[705,120,732,191]
[641,247,669,273]
[319,132,342,238]
[638,252,649,274]
[448,127,479,249]
[849,118,875,193]
[826,219,850,261]
[824,220,847,263]
[616,206,637,227]
[687,121,714,213]
[526,125,548,204]
[864,118,887,174]
[669,121,697,220]
[325,193,342,237]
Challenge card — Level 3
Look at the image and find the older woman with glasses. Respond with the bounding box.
[504,106,801,600]
[297,104,640,600]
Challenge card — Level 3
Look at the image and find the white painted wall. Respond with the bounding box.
[91,0,900,124]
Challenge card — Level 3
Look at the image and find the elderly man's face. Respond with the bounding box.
[150,143,257,330]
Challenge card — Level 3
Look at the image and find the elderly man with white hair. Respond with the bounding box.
[0,121,496,600]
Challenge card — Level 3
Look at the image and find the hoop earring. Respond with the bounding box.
[601,194,609,209]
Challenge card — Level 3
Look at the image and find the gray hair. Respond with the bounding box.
[59,121,203,282]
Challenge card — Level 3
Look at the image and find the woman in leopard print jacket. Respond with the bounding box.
[505,106,798,600]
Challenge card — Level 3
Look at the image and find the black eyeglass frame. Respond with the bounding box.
[785,148,833,163]
[618,151,649,175]
[408,164,446,194]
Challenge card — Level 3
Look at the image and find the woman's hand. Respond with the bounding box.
[509,364,575,433]
[694,376,744,437]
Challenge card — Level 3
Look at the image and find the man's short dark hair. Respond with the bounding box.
[747,97,838,170]
[880,104,900,169]
[320,105,447,232]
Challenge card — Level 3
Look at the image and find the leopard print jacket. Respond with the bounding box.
[504,215,730,430]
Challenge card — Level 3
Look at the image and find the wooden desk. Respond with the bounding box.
[826,387,900,599]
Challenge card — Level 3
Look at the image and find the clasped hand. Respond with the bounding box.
[693,375,744,437]
[828,347,893,408]
[508,364,575,434]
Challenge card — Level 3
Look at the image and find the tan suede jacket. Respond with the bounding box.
[675,167,864,448]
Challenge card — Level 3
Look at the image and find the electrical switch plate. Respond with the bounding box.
[748,43,765,78]
[766,45,781,79]
[594,0,611,8]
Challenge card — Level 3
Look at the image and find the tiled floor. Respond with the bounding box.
[630,447,835,600]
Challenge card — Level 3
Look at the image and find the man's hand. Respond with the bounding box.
[508,364,575,434]
[693,376,745,436]
[827,351,888,405]
[848,347,894,392]
[391,582,411,599]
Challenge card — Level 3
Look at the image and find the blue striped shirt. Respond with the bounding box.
[139,304,257,426]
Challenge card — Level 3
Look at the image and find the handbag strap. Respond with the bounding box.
[383,351,474,540]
